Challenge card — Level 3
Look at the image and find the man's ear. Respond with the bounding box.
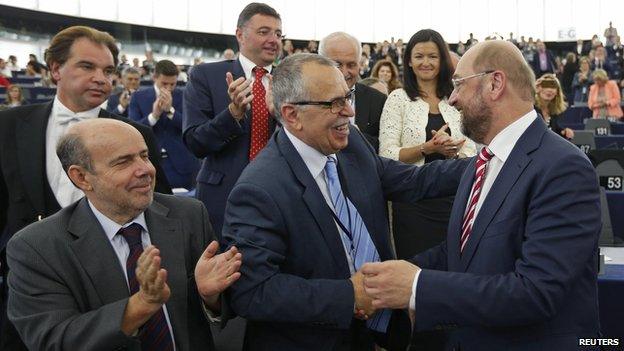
[50,62,62,83]
[67,165,93,192]
[280,105,302,131]
[235,27,245,45]
[489,71,506,100]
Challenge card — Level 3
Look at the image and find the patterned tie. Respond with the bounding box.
[249,66,269,160]
[460,147,494,252]
[119,223,174,351]
[324,156,391,332]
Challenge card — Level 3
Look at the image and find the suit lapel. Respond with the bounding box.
[144,200,189,346]
[447,157,478,271]
[275,130,351,276]
[459,118,545,271]
[68,199,129,304]
[16,102,53,215]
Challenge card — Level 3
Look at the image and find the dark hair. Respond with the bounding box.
[45,26,119,79]
[402,29,454,101]
[154,59,178,77]
[237,2,281,28]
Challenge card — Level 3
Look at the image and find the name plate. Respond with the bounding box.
[600,175,623,190]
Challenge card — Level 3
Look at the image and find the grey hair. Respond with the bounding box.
[319,32,362,58]
[272,53,337,122]
[122,66,140,77]
[56,131,93,174]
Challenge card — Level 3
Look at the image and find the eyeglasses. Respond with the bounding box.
[452,70,495,89]
[290,89,355,114]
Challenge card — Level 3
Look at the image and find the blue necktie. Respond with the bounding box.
[324,156,391,333]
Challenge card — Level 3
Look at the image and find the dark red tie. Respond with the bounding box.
[119,223,174,351]
[249,66,269,160]
[460,147,494,252]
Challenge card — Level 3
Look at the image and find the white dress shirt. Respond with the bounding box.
[238,53,272,89]
[283,128,356,273]
[409,109,538,313]
[88,201,177,349]
[349,84,357,126]
[46,96,100,208]
[147,84,175,126]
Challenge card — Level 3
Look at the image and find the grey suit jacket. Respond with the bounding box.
[7,193,215,351]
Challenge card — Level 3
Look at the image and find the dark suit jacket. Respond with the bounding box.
[105,92,128,117]
[354,82,386,151]
[411,117,601,350]
[129,87,199,189]
[7,194,215,351]
[222,126,468,351]
[0,102,171,250]
[531,50,557,78]
[183,59,277,238]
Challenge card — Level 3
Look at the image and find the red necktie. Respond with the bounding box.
[460,147,494,252]
[249,66,269,160]
[119,224,174,351]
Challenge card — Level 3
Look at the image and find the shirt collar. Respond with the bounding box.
[283,127,336,180]
[88,199,148,242]
[238,53,273,79]
[52,95,101,119]
[487,109,537,163]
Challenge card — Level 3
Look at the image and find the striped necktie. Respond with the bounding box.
[460,147,494,252]
[324,156,391,332]
[119,223,174,351]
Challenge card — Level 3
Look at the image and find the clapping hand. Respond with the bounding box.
[195,241,242,309]
[226,72,253,120]
[430,124,466,158]
[136,245,171,306]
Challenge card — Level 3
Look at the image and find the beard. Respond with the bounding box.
[460,85,492,144]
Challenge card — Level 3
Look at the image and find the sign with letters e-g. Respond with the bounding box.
[558,28,576,40]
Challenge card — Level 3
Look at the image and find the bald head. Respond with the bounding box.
[463,40,535,102]
[57,119,143,173]
[319,32,361,57]
[319,32,362,88]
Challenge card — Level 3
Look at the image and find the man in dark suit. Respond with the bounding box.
[106,66,141,117]
[222,53,468,351]
[363,40,601,351]
[319,31,387,151]
[183,2,281,238]
[531,40,557,78]
[129,60,199,189]
[0,25,171,350]
[7,119,242,350]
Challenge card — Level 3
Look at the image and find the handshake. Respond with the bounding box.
[349,260,422,320]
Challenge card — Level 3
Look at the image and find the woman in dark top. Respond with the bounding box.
[571,57,593,104]
[535,74,574,139]
[379,29,475,259]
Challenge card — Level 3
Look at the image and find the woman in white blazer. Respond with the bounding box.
[379,29,476,259]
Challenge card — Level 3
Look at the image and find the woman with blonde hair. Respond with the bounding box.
[371,59,402,94]
[588,69,623,119]
[535,74,574,139]
[1,85,25,110]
